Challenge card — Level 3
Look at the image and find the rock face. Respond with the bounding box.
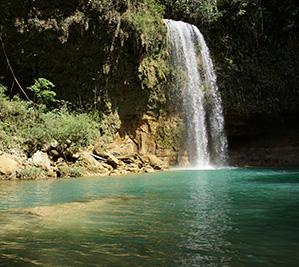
[0,154,20,176]
[105,134,138,157]
[147,155,167,170]
[226,113,299,167]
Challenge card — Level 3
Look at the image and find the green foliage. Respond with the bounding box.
[16,167,46,180]
[125,0,168,90]
[42,112,99,149]
[129,0,165,51]
[1,0,297,121]
[155,117,183,149]
[0,86,104,155]
[28,78,57,106]
[0,84,6,96]
[160,0,220,24]
[207,0,299,115]
[0,0,170,119]
[20,110,101,154]
[68,167,82,178]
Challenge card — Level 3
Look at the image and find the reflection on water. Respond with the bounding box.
[178,172,233,266]
[0,169,299,266]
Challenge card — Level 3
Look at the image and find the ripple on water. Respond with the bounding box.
[0,169,299,267]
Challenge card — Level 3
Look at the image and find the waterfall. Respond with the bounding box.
[165,19,228,168]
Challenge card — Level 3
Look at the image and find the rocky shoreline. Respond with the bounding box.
[0,148,168,181]
[2,113,298,180]
[0,131,171,181]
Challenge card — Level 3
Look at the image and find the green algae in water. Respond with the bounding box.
[0,168,299,267]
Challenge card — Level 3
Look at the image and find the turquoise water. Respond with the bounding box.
[0,168,299,267]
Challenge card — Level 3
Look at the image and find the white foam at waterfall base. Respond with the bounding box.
[165,19,228,169]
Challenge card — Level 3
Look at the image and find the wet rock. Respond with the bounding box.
[109,169,121,176]
[142,166,155,173]
[47,168,57,178]
[134,121,157,156]
[109,169,128,176]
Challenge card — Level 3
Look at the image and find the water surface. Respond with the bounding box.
[0,168,299,266]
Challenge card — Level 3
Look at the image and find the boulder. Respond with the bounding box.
[118,155,135,164]
[0,154,20,175]
[106,134,138,156]
[106,154,119,169]
[29,151,52,170]
[126,163,140,173]
[76,151,110,176]
[93,150,119,169]
[147,154,167,170]
[142,166,155,173]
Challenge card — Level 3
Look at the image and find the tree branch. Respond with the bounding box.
[0,36,33,102]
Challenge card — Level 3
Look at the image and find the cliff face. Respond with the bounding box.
[1,0,298,168]
[226,113,299,167]
[160,0,299,167]
[0,0,168,127]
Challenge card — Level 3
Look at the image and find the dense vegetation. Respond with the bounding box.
[0,81,120,157]
[161,0,299,117]
[0,0,168,128]
[1,0,297,119]
[0,0,298,152]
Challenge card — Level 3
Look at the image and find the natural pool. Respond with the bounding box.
[0,168,299,267]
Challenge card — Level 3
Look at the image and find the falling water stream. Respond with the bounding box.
[165,19,228,168]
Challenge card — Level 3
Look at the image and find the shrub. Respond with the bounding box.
[16,167,46,180]
[0,83,101,154]
[27,78,57,107]
[44,111,99,149]
[68,167,82,178]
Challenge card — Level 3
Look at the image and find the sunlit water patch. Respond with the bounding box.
[0,169,299,266]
